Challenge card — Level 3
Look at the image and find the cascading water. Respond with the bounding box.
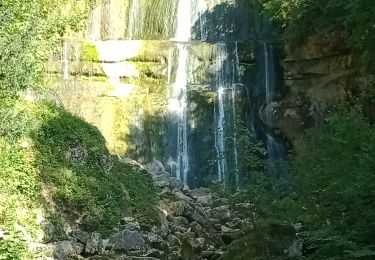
[168,0,192,185]
[214,42,240,185]
[127,0,140,39]
[262,41,285,160]
[198,0,208,41]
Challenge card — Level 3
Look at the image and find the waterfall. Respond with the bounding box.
[174,0,191,42]
[168,0,192,185]
[214,42,240,184]
[262,41,285,160]
[198,0,208,41]
[127,0,140,39]
[232,43,240,188]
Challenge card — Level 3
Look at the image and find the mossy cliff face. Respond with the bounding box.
[50,0,272,188]
[87,0,178,40]
[257,32,368,149]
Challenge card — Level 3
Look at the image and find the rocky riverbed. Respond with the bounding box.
[48,159,257,260]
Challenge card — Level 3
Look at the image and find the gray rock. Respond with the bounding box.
[187,187,211,199]
[170,216,190,229]
[196,195,214,206]
[152,206,170,237]
[174,191,193,202]
[175,231,196,241]
[109,229,145,252]
[226,218,244,229]
[41,220,55,243]
[167,201,185,216]
[145,160,167,176]
[221,229,244,245]
[152,174,169,188]
[53,241,84,260]
[144,248,166,258]
[167,234,181,247]
[118,157,144,169]
[144,232,166,250]
[208,205,232,223]
[120,217,140,231]
[182,204,211,228]
[190,221,204,237]
[168,177,184,191]
[85,232,102,255]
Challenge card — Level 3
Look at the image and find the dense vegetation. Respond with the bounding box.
[262,0,375,68]
[220,1,375,259]
[0,1,158,259]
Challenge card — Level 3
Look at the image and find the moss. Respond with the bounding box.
[81,42,100,62]
[0,99,158,246]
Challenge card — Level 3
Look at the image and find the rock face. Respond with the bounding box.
[260,31,368,149]
[53,241,84,260]
[108,230,146,253]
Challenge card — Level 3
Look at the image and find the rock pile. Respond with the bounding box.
[51,160,255,260]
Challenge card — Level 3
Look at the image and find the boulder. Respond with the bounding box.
[144,160,168,176]
[41,220,55,243]
[85,232,102,255]
[53,241,84,260]
[108,229,146,252]
[144,232,166,250]
[120,217,140,231]
[166,234,181,247]
[168,177,184,191]
[152,174,169,188]
[70,230,89,244]
[165,201,185,216]
[170,216,190,229]
[221,227,244,245]
[174,191,193,202]
[150,207,169,237]
[196,195,214,206]
[208,205,232,223]
[190,221,204,237]
[182,204,211,228]
[144,248,166,258]
[187,187,211,199]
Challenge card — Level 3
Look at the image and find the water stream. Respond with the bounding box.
[169,0,192,185]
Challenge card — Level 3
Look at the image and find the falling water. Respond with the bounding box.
[127,0,140,39]
[174,0,191,42]
[263,41,285,160]
[168,0,192,185]
[214,42,240,184]
[198,0,208,41]
[232,42,240,188]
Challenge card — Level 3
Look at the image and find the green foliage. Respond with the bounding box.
[0,0,94,98]
[0,100,158,259]
[81,43,100,62]
[261,0,375,68]
[291,107,375,259]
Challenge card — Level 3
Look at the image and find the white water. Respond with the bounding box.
[264,42,272,105]
[215,43,228,182]
[232,42,240,188]
[198,0,208,41]
[263,41,284,160]
[127,0,140,39]
[168,0,192,184]
[215,42,240,185]
[174,0,191,42]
